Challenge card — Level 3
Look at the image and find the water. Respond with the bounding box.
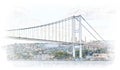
[9,61,112,67]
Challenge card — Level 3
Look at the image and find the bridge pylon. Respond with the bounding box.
[72,15,82,59]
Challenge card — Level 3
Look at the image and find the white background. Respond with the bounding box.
[0,0,120,70]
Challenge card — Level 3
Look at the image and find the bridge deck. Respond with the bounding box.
[8,36,84,45]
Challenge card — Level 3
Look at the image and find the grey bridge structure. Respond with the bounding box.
[7,15,104,59]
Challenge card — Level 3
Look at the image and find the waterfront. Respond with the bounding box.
[6,41,113,61]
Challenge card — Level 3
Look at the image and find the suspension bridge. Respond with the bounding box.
[7,15,104,59]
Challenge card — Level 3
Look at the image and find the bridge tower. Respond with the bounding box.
[72,15,82,59]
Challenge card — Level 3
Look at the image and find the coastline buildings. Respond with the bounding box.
[6,41,112,61]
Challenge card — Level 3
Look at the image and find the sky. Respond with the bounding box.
[0,0,119,42]
[0,0,119,47]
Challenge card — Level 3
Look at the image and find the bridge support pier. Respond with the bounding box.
[72,15,82,59]
[72,16,76,58]
[72,45,75,58]
[79,45,82,59]
[78,16,82,59]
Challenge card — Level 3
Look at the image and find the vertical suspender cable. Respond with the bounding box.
[58,22,60,42]
[47,25,49,40]
[65,20,67,42]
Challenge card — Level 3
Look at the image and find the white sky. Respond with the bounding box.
[0,0,119,41]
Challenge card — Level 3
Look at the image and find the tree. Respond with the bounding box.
[53,51,71,59]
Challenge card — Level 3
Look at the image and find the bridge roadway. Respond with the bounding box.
[8,36,84,45]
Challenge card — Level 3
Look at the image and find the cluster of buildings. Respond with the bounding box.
[6,41,113,61]
[82,41,113,61]
[7,43,72,60]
